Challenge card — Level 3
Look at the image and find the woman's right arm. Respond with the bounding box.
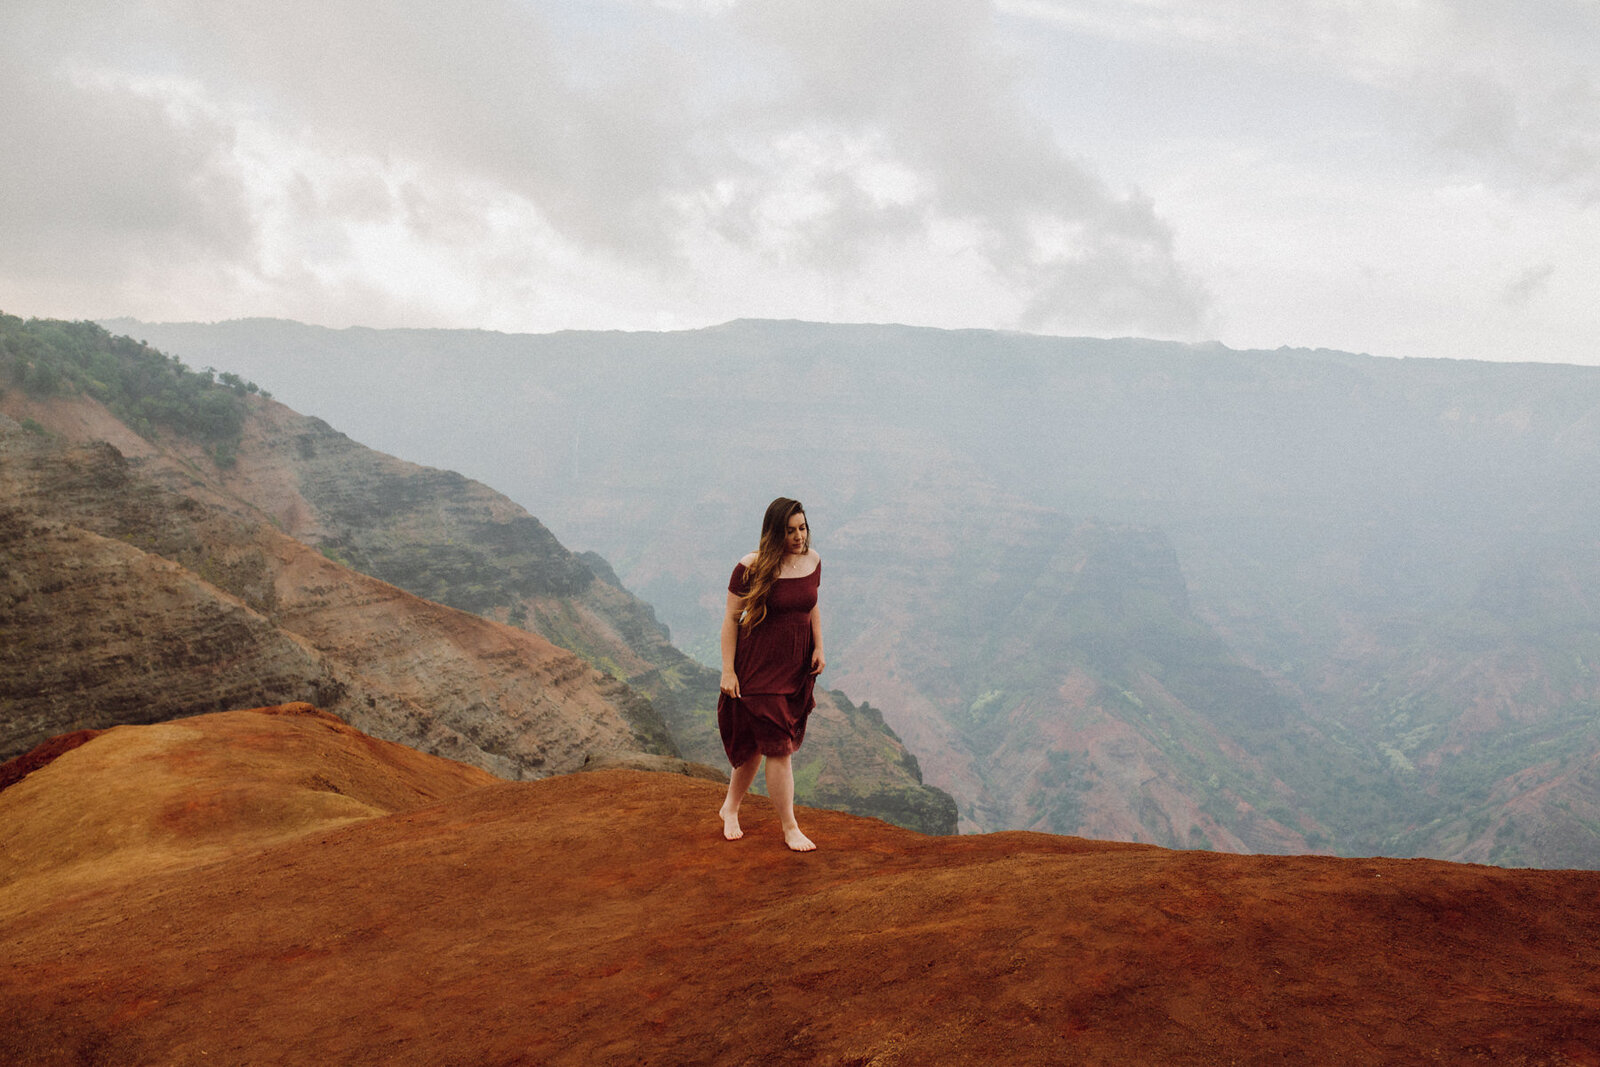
[719,590,743,699]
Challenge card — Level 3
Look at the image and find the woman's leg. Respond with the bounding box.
[719,753,761,840]
[762,753,817,852]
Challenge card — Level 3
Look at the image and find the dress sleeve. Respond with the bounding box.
[727,562,748,594]
[814,560,821,587]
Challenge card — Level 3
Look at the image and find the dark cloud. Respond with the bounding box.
[1501,263,1556,307]
[1423,69,1600,203]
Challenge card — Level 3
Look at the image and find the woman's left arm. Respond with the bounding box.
[809,602,826,676]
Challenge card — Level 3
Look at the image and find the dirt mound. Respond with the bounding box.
[2,713,1598,1065]
[0,705,496,922]
[0,728,103,793]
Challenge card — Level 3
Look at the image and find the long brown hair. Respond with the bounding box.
[739,497,807,633]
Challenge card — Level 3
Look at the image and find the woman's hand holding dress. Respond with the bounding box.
[719,588,744,699]
[808,599,825,676]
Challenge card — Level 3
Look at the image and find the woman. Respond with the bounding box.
[716,497,825,852]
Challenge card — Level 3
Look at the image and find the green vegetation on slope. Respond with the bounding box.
[0,313,264,467]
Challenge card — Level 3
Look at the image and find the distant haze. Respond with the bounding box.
[7,1,1600,365]
[116,316,1600,651]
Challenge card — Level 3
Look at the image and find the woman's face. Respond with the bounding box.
[784,512,809,555]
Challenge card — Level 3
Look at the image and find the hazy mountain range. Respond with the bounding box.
[109,316,1600,866]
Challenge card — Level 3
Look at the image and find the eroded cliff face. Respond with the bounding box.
[0,416,674,776]
[0,506,338,751]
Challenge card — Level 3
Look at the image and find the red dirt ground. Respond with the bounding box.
[0,729,102,792]
[2,708,1599,1065]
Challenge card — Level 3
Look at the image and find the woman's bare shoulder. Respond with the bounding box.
[739,551,758,567]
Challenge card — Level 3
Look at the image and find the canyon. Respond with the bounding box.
[116,316,1600,865]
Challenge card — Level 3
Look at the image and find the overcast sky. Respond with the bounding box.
[4,0,1598,363]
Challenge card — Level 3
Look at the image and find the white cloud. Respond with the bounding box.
[1003,0,1600,201]
[0,0,1595,364]
[994,0,1600,363]
[0,0,1207,338]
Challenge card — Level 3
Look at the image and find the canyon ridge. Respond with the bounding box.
[115,316,1600,866]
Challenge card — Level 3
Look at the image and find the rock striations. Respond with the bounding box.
[3,708,1598,1066]
[0,414,672,777]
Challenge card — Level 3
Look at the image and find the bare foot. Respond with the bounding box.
[719,804,743,841]
[784,826,816,852]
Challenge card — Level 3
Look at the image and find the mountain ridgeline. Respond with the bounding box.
[1,313,956,834]
[110,316,1600,866]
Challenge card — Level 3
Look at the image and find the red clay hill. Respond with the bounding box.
[3,706,1598,1065]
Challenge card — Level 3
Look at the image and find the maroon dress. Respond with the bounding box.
[717,560,821,767]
